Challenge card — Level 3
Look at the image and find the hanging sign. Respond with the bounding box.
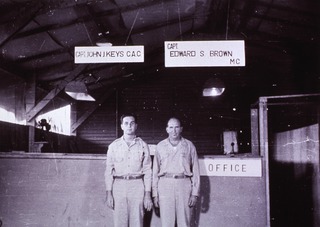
[74,46,144,63]
[199,157,262,177]
[165,40,245,67]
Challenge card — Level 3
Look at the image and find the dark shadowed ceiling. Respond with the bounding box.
[0,0,319,110]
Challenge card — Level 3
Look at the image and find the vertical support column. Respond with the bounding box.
[70,102,77,136]
[317,103,320,173]
[26,76,36,152]
[259,97,270,227]
[315,104,320,226]
[250,108,259,156]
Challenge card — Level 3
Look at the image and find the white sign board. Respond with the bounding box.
[74,46,144,63]
[199,157,262,177]
[165,40,245,67]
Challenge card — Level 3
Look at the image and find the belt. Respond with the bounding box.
[114,175,143,180]
[162,173,189,179]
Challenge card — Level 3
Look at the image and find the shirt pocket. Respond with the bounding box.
[132,150,144,162]
[114,153,124,163]
[180,151,190,163]
[159,152,170,163]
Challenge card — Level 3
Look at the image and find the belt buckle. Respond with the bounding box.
[124,175,130,180]
[173,174,177,178]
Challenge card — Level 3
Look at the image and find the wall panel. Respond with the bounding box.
[0,153,267,227]
[76,74,252,154]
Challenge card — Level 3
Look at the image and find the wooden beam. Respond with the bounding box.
[71,88,115,132]
[250,108,259,156]
[258,97,270,227]
[26,75,36,152]
[26,65,87,122]
[0,2,43,47]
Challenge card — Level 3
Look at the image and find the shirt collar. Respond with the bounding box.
[166,137,185,145]
[121,135,139,144]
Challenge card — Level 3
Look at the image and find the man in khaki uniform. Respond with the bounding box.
[152,117,200,227]
[105,114,152,227]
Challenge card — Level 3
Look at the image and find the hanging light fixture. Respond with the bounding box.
[96,42,113,47]
[65,81,95,101]
[202,78,225,97]
[96,31,113,47]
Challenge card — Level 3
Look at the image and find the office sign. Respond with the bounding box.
[199,157,262,177]
[165,40,245,67]
[74,46,144,63]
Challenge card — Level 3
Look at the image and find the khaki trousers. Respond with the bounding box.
[158,177,192,227]
[112,179,144,227]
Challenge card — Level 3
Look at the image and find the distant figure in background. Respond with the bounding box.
[38,119,51,132]
[105,113,153,227]
[38,119,51,142]
[37,119,53,152]
[152,117,200,227]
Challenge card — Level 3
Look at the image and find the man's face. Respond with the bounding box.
[166,119,183,140]
[121,116,137,135]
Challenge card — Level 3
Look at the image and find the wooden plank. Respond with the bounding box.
[25,76,36,152]
[259,97,270,227]
[0,155,267,227]
[26,65,87,122]
[0,2,43,47]
[250,108,259,155]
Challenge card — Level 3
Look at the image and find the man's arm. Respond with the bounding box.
[105,145,115,209]
[141,141,152,191]
[190,143,200,197]
[141,141,153,210]
[106,190,114,209]
[187,143,200,207]
[144,191,153,211]
[152,148,160,208]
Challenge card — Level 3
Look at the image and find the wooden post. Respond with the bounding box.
[25,76,36,152]
[259,97,270,227]
[250,108,259,156]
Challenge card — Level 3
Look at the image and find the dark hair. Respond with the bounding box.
[120,113,137,124]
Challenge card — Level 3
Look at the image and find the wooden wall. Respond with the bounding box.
[0,121,76,153]
[0,67,252,155]
[0,154,267,227]
[76,73,253,155]
[0,121,28,152]
[76,92,118,154]
[268,99,320,226]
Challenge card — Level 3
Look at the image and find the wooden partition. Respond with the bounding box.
[0,153,267,227]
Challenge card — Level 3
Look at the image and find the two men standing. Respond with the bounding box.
[105,114,200,227]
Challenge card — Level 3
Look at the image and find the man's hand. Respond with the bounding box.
[143,192,152,211]
[188,195,198,207]
[153,196,159,208]
[144,192,153,211]
[105,191,114,209]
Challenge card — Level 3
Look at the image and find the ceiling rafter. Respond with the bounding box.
[252,13,317,30]
[12,6,94,40]
[0,0,318,113]
[258,0,319,16]
[0,1,43,47]
[11,0,168,41]
[26,65,87,122]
